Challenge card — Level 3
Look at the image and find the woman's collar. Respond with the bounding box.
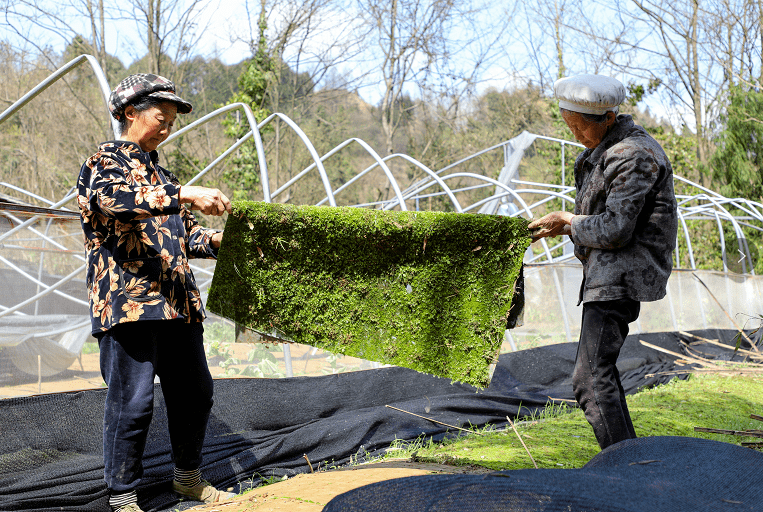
[101,140,160,163]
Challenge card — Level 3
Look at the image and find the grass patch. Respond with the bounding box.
[382,373,763,470]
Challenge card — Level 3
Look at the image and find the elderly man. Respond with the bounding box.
[528,74,678,449]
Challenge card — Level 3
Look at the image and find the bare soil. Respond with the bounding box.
[185,459,492,512]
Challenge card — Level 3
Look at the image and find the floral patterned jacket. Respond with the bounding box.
[570,115,678,304]
[77,140,220,334]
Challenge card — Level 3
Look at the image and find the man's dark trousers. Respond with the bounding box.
[572,298,640,450]
[97,320,214,493]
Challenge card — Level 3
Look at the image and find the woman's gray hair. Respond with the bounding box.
[117,96,167,136]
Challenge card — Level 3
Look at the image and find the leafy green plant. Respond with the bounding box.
[711,85,763,203]
[205,340,288,378]
[205,340,240,376]
[80,341,99,355]
[321,353,360,375]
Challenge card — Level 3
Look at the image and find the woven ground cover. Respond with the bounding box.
[207,202,530,388]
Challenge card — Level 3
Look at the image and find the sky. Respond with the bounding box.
[3,0,685,130]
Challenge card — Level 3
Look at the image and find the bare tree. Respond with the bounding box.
[0,0,120,79]
[228,0,367,199]
[120,0,214,81]
[506,0,630,94]
[511,0,572,91]
[357,0,463,156]
[704,0,763,87]
[86,0,107,73]
[574,0,726,166]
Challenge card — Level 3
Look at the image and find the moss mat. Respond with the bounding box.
[207,202,530,388]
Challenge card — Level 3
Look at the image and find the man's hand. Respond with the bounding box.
[178,186,232,216]
[527,211,575,242]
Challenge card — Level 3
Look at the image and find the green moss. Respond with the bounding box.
[207,202,531,388]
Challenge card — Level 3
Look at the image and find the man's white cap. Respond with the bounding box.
[554,74,625,115]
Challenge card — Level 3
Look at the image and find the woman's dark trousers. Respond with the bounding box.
[572,298,640,450]
[97,320,214,493]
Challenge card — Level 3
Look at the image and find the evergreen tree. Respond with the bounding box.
[221,4,276,200]
[711,85,763,203]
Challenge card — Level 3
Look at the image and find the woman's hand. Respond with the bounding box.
[527,211,575,242]
[211,231,223,249]
[178,186,232,216]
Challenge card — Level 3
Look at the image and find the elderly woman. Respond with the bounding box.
[528,74,678,450]
[77,73,234,512]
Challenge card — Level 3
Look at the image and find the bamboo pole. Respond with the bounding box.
[385,405,485,436]
[507,415,537,469]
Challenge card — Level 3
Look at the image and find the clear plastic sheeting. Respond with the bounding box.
[2,196,761,399]
[0,198,761,398]
[516,263,763,348]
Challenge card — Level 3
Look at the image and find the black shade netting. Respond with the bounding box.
[322,435,763,512]
[0,329,748,512]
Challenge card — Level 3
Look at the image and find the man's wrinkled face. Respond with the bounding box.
[561,109,615,149]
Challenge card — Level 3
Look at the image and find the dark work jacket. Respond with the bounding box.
[569,115,678,304]
[77,141,219,334]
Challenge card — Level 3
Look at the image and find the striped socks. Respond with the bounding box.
[109,490,137,511]
[174,467,202,488]
[109,468,203,511]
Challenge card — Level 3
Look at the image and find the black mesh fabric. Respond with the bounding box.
[0,329,745,511]
[323,436,763,512]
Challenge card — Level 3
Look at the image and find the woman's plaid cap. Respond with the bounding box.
[108,73,193,120]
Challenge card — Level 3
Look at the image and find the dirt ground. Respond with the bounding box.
[184,459,492,512]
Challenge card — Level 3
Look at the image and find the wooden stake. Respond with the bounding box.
[678,331,717,344]
[678,340,723,363]
[303,454,314,473]
[385,405,485,436]
[506,416,537,469]
[647,367,763,377]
